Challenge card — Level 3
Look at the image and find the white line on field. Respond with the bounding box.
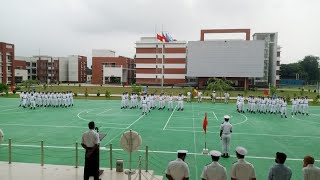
[96,109,112,115]
[162,105,177,130]
[212,111,219,121]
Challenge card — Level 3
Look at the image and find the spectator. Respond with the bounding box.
[303,155,320,180]
[268,152,292,180]
[201,150,227,180]
[230,146,256,180]
[165,150,189,180]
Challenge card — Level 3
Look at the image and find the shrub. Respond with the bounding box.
[15,86,21,91]
[105,90,111,98]
[293,93,297,97]
[312,95,320,105]
[79,84,81,88]
[13,90,16,94]
[286,94,291,104]
[131,84,142,94]
[74,93,78,97]
[314,90,317,93]
[300,89,305,96]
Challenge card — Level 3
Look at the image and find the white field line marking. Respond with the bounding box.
[192,103,199,180]
[212,111,219,121]
[0,107,20,112]
[164,128,320,138]
[96,109,112,115]
[77,109,130,126]
[0,143,318,162]
[162,105,178,130]
[292,115,320,124]
[0,123,126,130]
[104,114,145,146]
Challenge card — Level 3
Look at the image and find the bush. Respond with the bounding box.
[131,84,142,94]
[97,92,100,97]
[286,94,291,104]
[79,84,81,88]
[270,86,277,95]
[74,93,78,97]
[293,93,297,97]
[13,90,16,94]
[314,90,317,93]
[105,90,111,98]
[300,89,305,96]
[312,95,320,105]
[85,91,88,97]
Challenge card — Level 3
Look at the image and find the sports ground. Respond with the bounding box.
[0,98,320,180]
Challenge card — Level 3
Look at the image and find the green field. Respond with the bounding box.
[0,98,320,180]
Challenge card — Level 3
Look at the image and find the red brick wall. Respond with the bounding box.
[14,60,27,69]
[0,42,15,84]
[78,56,87,83]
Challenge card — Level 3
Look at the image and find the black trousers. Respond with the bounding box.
[84,148,99,180]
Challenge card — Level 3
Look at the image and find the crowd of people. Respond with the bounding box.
[18,91,74,109]
[166,148,320,180]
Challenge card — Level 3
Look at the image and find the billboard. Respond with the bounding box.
[187,40,264,77]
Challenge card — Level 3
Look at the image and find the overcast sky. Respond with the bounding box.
[0,0,319,67]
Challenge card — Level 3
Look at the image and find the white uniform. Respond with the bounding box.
[177,95,184,110]
[22,93,27,107]
[159,95,164,109]
[187,92,191,102]
[142,98,147,114]
[220,121,232,155]
[211,92,216,103]
[168,96,174,110]
[19,93,23,106]
[281,101,288,118]
[82,129,100,148]
[197,91,202,103]
[201,161,227,180]
[165,158,190,180]
[303,164,320,180]
[121,94,126,108]
[224,92,229,104]
[30,94,36,109]
[291,99,297,114]
[147,96,151,112]
[303,98,309,115]
[230,159,256,180]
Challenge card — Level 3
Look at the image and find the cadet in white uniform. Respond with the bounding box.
[167,94,174,111]
[187,91,191,103]
[230,146,256,180]
[165,150,190,180]
[281,99,288,118]
[220,115,232,158]
[19,92,24,107]
[22,92,27,108]
[303,155,320,180]
[197,91,202,103]
[141,96,147,115]
[158,94,165,110]
[303,96,309,115]
[177,94,184,111]
[211,91,216,104]
[224,92,229,104]
[291,98,297,115]
[30,93,36,109]
[201,150,227,180]
[121,93,126,109]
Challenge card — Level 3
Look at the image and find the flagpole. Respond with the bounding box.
[202,112,209,154]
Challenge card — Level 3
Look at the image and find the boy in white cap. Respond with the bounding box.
[166,150,190,180]
[220,115,232,158]
[201,150,227,180]
[230,146,256,180]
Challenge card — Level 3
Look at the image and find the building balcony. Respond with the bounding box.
[276,75,280,80]
[276,66,280,71]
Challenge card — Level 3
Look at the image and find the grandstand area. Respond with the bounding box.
[0,98,320,179]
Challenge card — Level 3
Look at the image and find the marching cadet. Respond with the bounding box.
[151,93,156,109]
[30,93,36,110]
[239,95,245,113]
[22,92,27,108]
[165,150,190,180]
[70,91,74,107]
[201,150,227,180]
[224,91,229,104]
[125,92,129,108]
[141,96,147,115]
[167,94,174,111]
[281,99,288,118]
[121,93,126,109]
[211,91,216,104]
[177,93,184,111]
[197,91,202,103]
[220,115,232,158]
[230,147,256,180]
[19,92,23,107]
[187,91,191,103]
[303,96,309,115]
[130,93,135,109]
[291,97,297,115]
[158,93,165,110]
[146,94,151,112]
[133,93,138,108]
[260,97,266,114]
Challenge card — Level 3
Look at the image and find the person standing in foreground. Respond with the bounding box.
[165,150,190,180]
[81,121,100,180]
[220,115,232,158]
[201,150,227,180]
[230,146,256,180]
[268,152,292,180]
[303,155,320,180]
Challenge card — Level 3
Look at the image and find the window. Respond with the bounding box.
[276,61,280,66]
[277,51,280,57]
[276,70,280,75]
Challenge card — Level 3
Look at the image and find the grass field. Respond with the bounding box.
[0,98,320,180]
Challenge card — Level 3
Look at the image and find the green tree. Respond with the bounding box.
[299,56,320,81]
[22,80,40,91]
[207,78,234,102]
[0,83,9,93]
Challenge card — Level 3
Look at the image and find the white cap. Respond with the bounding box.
[213,91,215,93]
[235,146,247,156]
[209,150,221,157]
[177,150,188,154]
[224,115,230,119]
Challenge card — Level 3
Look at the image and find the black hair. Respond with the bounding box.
[88,121,95,129]
[276,152,287,164]
[211,156,220,161]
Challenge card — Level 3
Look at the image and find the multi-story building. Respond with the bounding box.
[0,42,15,85]
[135,37,187,86]
[15,55,87,83]
[252,33,281,86]
[14,59,28,83]
[92,49,134,85]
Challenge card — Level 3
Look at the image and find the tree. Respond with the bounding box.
[299,56,320,81]
[21,80,40,91]
[0,83,8,93]
[207,78,234,102]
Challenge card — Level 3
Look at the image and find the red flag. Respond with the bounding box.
[157,34,163,41]
[264,89,268,95]
[203,113,208,134]
[162,33,169,42]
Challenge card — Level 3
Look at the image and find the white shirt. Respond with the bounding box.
[187,92,191,96]
[220,122,232,135]
[165,158,189,180]
[178,96,183,101]
[230,159,256,180]
[303,164,320,180]
[201,161,227,180]
[212,93,216,98]
[82,129,100,148]
[224,93,229,98]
